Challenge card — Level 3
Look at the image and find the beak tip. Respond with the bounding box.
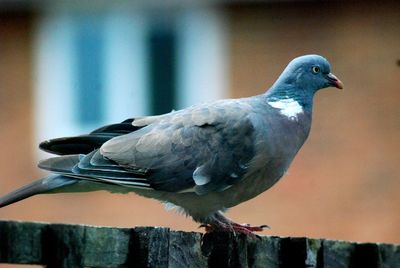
[336,80,344,90]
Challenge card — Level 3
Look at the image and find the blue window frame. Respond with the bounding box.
[147,27,176,115]
[74,17,104,125]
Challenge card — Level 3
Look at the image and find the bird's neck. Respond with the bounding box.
[265,84,315,113]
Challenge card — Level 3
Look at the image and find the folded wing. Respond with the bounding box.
[38,100,258,196]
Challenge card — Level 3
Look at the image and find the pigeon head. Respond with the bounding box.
[270,55,343,99]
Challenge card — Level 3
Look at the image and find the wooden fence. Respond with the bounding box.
[0,220,399,267]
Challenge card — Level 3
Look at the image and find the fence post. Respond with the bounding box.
[0,220,399,267]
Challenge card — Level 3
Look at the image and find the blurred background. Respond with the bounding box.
[0,0,399,247]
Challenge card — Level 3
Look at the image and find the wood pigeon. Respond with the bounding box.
[0,54,343,235]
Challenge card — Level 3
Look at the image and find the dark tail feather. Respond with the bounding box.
[39,135,114,155]
[39,119,141,155]
[0,175,77,208]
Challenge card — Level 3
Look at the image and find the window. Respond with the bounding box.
[33,8,228,159]
[148,26,176,115]
[74,16,105,125]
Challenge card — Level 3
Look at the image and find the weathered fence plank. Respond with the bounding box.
[0,220,399,267]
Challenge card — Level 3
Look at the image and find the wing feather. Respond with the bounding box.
[38,151,151,189]
[101,100,256,195]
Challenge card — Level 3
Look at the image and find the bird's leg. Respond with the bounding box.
[199,211,269,236]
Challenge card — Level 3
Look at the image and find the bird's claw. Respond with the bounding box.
[199,222,270,237]
[238,223,270,230]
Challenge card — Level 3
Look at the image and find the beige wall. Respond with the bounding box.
[0,1,399,248]
[0,12,41,224]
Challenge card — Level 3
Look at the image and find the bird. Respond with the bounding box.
[0,54,343,235]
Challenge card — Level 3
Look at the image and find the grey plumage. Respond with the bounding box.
[0,54,343,234]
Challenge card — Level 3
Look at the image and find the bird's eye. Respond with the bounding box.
[312,66,320,74]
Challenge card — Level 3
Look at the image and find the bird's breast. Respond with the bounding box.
[221,110,313,205]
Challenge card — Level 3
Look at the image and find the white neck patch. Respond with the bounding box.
[268,98,304,120]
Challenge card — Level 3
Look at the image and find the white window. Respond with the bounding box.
[33,7,228,159]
